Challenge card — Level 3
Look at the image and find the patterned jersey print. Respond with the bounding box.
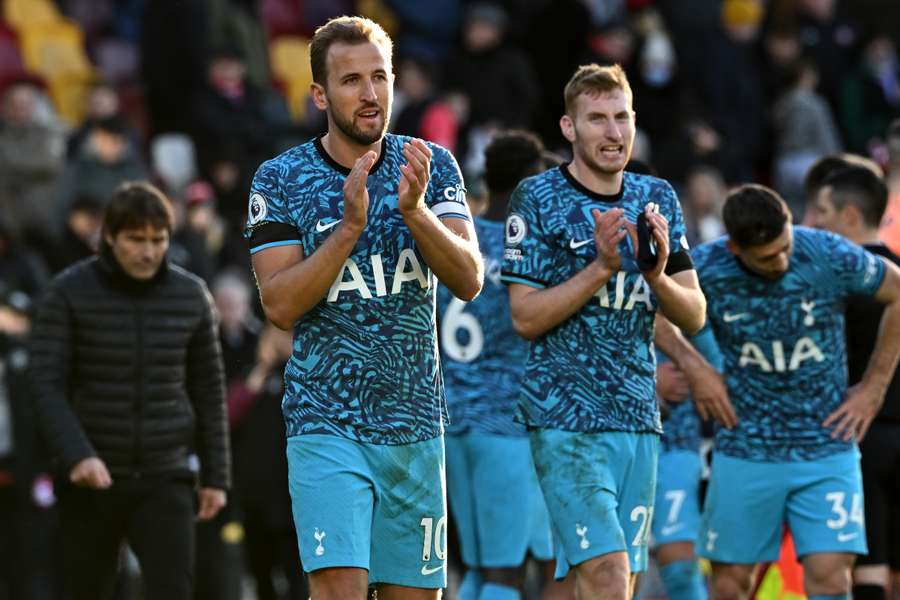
[501,166,691,434]
[245,134,470,444]
[692,227,885,461]
[437,218,528,436]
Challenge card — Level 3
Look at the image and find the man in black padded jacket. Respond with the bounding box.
[808,164,900,600]
[29,181,230,600]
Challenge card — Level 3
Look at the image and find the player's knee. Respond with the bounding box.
[710,569,753,600]
[575,554,630,598]
[308,567,369,600]
[805,560,852,595]
[482,566,526,589]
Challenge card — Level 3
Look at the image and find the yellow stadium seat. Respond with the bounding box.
[3,0,62,30]
[269,36,313,121]
[17,20,95,124]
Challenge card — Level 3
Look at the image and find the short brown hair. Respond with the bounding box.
[102,181,175,242]
[563,63,632,116]
[309,16,393,86]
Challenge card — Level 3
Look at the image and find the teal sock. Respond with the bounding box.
[478,582,521,600]
[458,570,483,600]
[808,595,850,600]
[659,559,708,600]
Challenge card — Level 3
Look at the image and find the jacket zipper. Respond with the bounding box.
[132,300,144,478]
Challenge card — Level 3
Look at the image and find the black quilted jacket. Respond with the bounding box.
[28,250,230,489]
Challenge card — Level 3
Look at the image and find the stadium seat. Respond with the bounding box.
[0,24,25,80]
[3,0,61,30]
[259,0,303,38]
[16,19,95,123]
[269,36,313,120]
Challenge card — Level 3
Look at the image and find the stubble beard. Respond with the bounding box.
[331,104,391,146]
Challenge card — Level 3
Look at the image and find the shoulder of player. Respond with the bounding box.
[624,171,677,198]
[690,237,730,273]
[255,141,314,177]
[793,225,854,256]
[865,242,900,265]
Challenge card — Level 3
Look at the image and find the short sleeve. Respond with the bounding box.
[827,234,886,297]
[244,159,301,254]
[426,143,471,221]
[500,179,554,289]
[660,181,693,275]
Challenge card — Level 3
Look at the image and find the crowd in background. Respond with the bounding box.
[2,0,900,598]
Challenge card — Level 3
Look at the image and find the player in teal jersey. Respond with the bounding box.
[690,185,900,600]
[244,16,483,600]
[501,64,707,600]
[438,131,570,600]
[651,327,723,600]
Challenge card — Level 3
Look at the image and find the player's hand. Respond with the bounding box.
[592,208,627,275]
[642,203,670,283]
[342,151,377,233]
[684,361,738,428]
[197,487,227,521]
[657,362,690,403]
[823,382,885,442]
[69,457,112,489]
[398,139,432,214]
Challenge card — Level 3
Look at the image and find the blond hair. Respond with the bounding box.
[563,63,632,115]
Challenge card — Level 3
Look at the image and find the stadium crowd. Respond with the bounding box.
[2,0,900,599]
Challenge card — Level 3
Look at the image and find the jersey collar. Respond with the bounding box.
[314,135,387,176]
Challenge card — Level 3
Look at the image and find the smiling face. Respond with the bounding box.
[561,88,635,177]
[312,40,393,146]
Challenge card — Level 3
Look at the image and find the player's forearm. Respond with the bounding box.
[654,314,712,375]
[861,298,900,393]
[258,225,361,328]
[510,262,613,340]
[649,275,706,334]
[401,207,483,301]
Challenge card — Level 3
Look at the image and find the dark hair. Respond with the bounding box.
[723,184,791,248]
[94,114,128,136]
[309,16,393,86]
[821,165,888,227]
[803,153,883,203]
[483,130,545,194]
[803,155,849,202]
[101,182,175,245]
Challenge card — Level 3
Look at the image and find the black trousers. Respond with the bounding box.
[58,476,195,600]
[857,421,900,568]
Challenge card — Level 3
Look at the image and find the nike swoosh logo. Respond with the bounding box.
[723,312,748,323]
[420,564,444,576]
[660,523,685,536]
[837,532,859,542]
[315,219,342,233]
[569,238,592,250]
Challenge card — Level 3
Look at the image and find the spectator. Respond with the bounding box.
[444,2,539,172]
[230,325,307,600]
[772,58,843,215]
[29,182,230,600]
[190,47,298,185]
[393,56,463,153]
[841,34,900,155]
[40,195,104,275]
[66,82,140,160]
[169,180,225,283]
[794,0,860,113]
[681,165,727,245]
[57,114,148,217]
[0,81,66,242]
[882,119,900,255]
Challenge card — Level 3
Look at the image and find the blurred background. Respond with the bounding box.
[1,0,899,598]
